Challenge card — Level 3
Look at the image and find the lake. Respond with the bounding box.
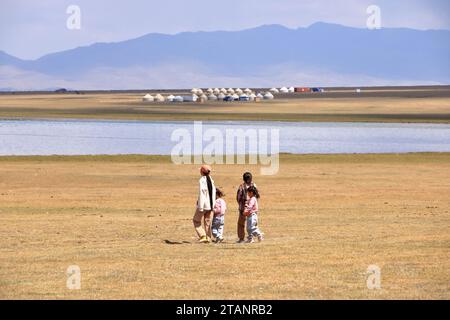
[0,119,449,155]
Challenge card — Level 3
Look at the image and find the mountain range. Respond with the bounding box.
[1,22,449,90]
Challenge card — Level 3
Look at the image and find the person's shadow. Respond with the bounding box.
[163,240,191,245]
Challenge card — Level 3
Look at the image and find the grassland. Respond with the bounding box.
[0,89,450,123]
[0,153,449,299]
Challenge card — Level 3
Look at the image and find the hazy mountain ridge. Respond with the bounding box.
[1,23,449,90]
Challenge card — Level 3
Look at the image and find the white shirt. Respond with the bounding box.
[197,176,216,211]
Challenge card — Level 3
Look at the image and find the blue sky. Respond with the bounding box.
[1,0,449,59]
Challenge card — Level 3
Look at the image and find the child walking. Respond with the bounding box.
[212,188,227,243]
[244,186,264,243]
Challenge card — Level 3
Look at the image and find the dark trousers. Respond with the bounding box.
[237,211,247,240]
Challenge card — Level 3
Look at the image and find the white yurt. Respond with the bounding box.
[142,94,154,102]
[217,93,226,100]
[167,95,175,102]
[191,88,198,94]
[235,88,243,95]
[208,94,218,101]
[219,88,227,94]
[244,88,252,94]
[249,93,257,101]
[200,94,208,101]
[269,88,279,94]
[264,92,274,100]
[232,93,240,100]
[206,88,213,94]
[279,87,289,93]
[256,93,264,99]
[196,89,203,95]
[288,87,295,93]
[173,96,184,102]
[154,94,165,102]
[213,88,220,95]
[227,88,235,94]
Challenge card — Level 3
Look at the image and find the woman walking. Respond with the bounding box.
[193,164,216,243]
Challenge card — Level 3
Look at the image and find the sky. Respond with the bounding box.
[1,0,450,60]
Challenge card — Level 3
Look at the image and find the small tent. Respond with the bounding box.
[264,92,274,100]
[279,87,289,93]
[269,88,279,94]
[143,94,154,102]
[154,94,165,102]
[167,95,175,102]
[288,87,295,93]
[208,94,218,101]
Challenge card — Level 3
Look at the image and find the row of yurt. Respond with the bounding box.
[142,93,168,102]
[143,90,275,103]
[269,87,295,94]
[192,88,255,95]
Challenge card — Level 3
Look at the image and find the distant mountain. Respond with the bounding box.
[0,50,27,66]
[1,23,449,90]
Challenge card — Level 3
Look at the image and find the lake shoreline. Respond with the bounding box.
[1,113,450,124]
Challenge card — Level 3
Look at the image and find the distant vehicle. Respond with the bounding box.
[54,88,68,93]
[311,88,322,93]
[224,96,234,102]
[295,87,311,93]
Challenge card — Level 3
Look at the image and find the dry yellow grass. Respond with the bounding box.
[0,92,449,122]
[0,154,449,299]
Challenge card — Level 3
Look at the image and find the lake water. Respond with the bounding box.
[0,119,449,155]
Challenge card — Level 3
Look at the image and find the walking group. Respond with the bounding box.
[193,165,264,244]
